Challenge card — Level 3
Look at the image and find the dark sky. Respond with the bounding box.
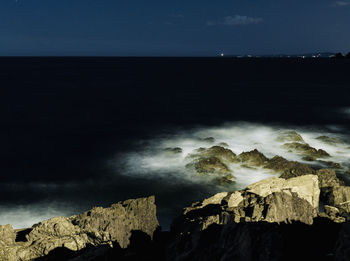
[0,0,349,56]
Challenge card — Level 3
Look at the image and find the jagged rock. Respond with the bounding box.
[321,205,346,223]
[315,169,343,190]
[325,186,350,214]
[186,146,236,184]
[0,196,159,261]
[168,175,343,261]
[276,130,305,143]
[236,149,269,167]
[265,155,315,178]
[0,225,16,246]
[316,136,345,145]
[318,160,342,169]
[192,157,231,175]
[282,142,330,159]
[164,147,183,154]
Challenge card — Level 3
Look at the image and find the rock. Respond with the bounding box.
[318,160,342,169]
[201,137,215,143]
[322,205,346,223]
[217,142,229,147]
[0,225,16,246]
[192,157,231,175]
[236,149,269,167]
[186,146,236,184]
[0,196,159,261]
[315,169,343,190]
[164,147,183,154]
[265,155,315,178]
[282,142,330,159]
[316,135,345,145]
[168,175,339,261]
[325,186,350,214]
[276,130,305,143]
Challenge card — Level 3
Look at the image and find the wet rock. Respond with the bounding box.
[318,160,342,169]
[316,135,345,145]
[236,149,269,167]
[217,142,229,147]
[282,142,330,159]
[186,146,236,184]
[265,155,315,178]
[276,130,305,143]
[164,147,183,154]
[0,196,159,261]
[201,137,215,143]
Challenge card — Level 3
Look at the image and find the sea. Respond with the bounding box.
[0,57,349,230]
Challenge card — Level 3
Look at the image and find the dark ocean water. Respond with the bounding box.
[0,57,349,229]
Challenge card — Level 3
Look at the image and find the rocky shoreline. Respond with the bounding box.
[1,168,350,260]
[1,131,350,260]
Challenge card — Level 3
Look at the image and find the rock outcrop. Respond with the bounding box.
[282,142,330,160]
[0,196,159,261]
[186,146,236,184]
[168,174,350,261]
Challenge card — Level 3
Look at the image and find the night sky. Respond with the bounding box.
[0,0,349,56]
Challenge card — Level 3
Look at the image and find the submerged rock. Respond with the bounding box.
[201,137,215,143]
[0,196,159,261]
[164,147,183,154]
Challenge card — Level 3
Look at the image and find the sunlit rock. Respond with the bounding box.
[0,196,159,261]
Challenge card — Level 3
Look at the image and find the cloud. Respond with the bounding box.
[207,15,263,26]
[334,1,350,6]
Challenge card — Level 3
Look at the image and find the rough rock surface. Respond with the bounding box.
[236,149,269,167]
[316,135,345,145]
[276,130,305,143]
[168,174,350,261]
[282,142,330,160]
[0,196,159,261]
[186,146,236,184]
[265,155,315,178]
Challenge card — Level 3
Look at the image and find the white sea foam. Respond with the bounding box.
[114,122,350,191]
